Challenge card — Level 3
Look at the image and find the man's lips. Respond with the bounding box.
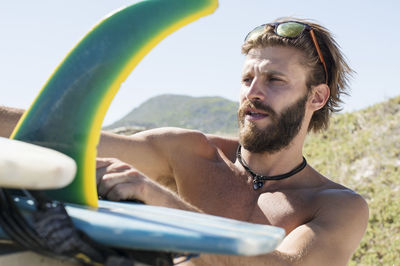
[244,108,269,121]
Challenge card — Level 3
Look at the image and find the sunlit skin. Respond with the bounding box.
[0,46,369,266]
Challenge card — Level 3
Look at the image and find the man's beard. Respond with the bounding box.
[238,93,308,153]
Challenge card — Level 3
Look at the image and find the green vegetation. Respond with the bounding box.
[107,94,400,265]
[305,96,400,265]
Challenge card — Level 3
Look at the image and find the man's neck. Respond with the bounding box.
[237,140,305,179]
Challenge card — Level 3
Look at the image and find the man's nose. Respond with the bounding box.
[245,78,265,102]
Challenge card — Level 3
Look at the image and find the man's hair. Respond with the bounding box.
[241,17,354,132]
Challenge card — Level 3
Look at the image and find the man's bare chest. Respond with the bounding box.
[174,157,316,234]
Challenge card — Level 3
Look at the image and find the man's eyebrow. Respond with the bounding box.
[261,70,286,77]
[241,66,253,77]
[241,68,286,77]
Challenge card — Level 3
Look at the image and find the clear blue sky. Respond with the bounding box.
[1,0,399,126]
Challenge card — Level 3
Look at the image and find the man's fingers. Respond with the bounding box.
[95,157,151,203]
[95,158,113,186]
[96,157,114,168]
[98,170,143,197]
[96,167,108,187]
[96,158,133,186]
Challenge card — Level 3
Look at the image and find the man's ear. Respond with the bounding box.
[309,84,330,111]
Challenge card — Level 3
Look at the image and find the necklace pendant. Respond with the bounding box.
[253,180,264,190]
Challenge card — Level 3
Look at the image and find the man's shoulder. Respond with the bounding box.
[297,168,369,225]
[305,181,369,258]
[313,180,369,227]
[319,185,367,210]
[313,175,366,207]
[205,134,239,162]
[303,169,364,206]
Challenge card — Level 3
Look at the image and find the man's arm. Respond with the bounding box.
[192,190,369,266]
[99,129,174,183]
[0,106,24,138]
[98,127,221,191]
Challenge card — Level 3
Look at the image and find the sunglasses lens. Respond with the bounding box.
[245,25,266,41]
[276,22,306,38]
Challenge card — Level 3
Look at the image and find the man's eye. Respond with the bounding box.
[242,77,252,84]
[269,77,284,83]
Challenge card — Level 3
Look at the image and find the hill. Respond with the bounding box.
[105,94,239,135]
[105,94,400,265]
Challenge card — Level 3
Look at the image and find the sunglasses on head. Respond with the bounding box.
[245,21,328,84]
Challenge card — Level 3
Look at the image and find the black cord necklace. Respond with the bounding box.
[236,145,307,190]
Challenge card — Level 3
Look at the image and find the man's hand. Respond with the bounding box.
[96,157,201,212]
[96,157,150,202]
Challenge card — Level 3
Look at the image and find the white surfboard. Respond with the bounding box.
[0,137,76,189]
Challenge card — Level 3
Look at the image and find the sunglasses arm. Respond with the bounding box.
[309,29,328,84]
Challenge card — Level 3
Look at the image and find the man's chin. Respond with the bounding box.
[243,120,270,132]
[239,126,264,144]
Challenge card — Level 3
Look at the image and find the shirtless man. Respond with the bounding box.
[1,19,368,265]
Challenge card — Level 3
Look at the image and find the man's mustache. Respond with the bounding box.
[239,100,277,118]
